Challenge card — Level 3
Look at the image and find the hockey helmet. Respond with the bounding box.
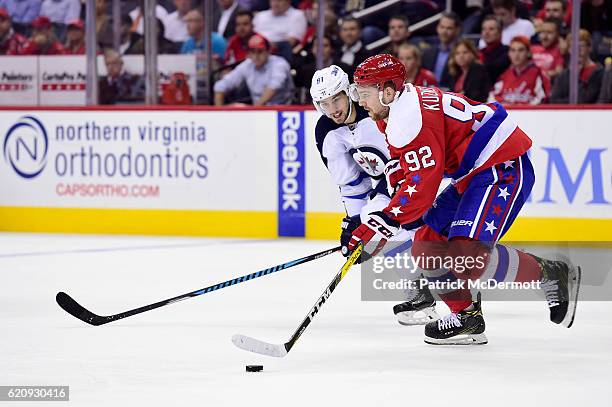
[353,54,406,106]
[310,65,352,117]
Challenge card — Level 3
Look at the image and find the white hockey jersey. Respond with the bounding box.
[315,106,392,218]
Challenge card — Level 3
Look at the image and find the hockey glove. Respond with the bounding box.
[348,211,401,256]
[384,159,405,196]
[340,215,361,257]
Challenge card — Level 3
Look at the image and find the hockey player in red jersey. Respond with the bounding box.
[347,54,581,345]
[310,64,439,325]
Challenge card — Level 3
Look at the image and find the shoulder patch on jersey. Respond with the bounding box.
[386,83,423,149]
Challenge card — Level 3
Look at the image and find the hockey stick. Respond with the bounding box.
[232,243,363,357]
[56,246,341,326]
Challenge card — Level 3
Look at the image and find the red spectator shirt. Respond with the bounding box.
[453,71,466,93]
[224,34,254,64]
[64,42,85,55]
[0,31,28,55]
[580,61,599,83]
[531,43,564,75]
[375,84,532,225]
[21,40,66,55]
[411,68,438,87]
[300,25,315,47]
[490,63,550,105]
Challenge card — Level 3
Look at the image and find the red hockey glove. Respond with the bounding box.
[384,159,405,196]
[348,211,401,254]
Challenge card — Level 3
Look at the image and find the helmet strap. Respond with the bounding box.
[343,97,354,124]
[379,90,400,107]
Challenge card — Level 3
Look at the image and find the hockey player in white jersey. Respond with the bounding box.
[310,65,439,325]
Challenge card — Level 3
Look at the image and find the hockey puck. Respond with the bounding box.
[246,365,263,372]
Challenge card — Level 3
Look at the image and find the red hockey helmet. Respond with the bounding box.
[353,54,406,91]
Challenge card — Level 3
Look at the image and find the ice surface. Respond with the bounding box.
[1,233,611,406]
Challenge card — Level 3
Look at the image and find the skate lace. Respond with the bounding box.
[541,280,560,307]
[437,313,462,331]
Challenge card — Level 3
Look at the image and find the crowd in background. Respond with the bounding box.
[0,0,611,104]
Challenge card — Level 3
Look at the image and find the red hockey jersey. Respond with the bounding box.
[490,63,550,105]
[377,84,532,225]
[531,44,564,75]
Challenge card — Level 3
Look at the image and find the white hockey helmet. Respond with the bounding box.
[310,65,353,120]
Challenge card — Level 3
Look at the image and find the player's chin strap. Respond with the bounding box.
[378,90,400,107]
[343,95,354,124]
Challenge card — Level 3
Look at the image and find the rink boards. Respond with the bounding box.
[0,105,610,241]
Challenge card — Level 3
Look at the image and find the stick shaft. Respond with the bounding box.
[284,244,362,353]
[57,246,341,325]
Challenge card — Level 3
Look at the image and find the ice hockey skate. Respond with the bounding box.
[393,279,439,325]
[536,255,582,328]
[424,293,487,345]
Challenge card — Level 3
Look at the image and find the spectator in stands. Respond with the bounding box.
[448,38,491,102]
[99,49,145,105]
[543,0,568,21]
[163,0,191,43]
[40,0,80,26]
[422,11,461,90]
[0,7,28,55]
[181,9,227,61]
[397,43,438,87]
[491,0,535,45]
[96,0,113,50]
[214,33,294,105]
[337,17,370,77]
[0,0,40,35]
[119,15,143,54]
[490,36,550,105]
[531,18,564,81]
[224,10,255,64]
[214,0,241,39]
[22,16,66,54]
[294,1,337,57]
[293,34,350,92]
[382,15,410,56]
[551,29,604,104]
[479,15,510,83]
[126,18,181,54]
[533,0,569,35]
[63,19,84,54]
[129,0,169,36]
[597,58,612,103]
[252,0,307,59]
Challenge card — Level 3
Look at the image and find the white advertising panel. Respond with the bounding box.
[39,55,86,105]
[0,54,197,106]
[0,56,38,105]
[0,110,276,210]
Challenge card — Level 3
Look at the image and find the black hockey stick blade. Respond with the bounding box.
[56,291,108,326]
[56,246,341,326]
